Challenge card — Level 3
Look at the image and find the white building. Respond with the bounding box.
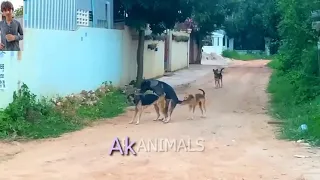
[202,30,234,55]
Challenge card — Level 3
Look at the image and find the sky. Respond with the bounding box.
[0,0,23,8]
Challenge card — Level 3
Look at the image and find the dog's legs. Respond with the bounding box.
[163,100,176,123]
[220,77,223,88]
[199,102,204,117]
[188,102,196,120]
[162,99,171,122]
[129,106,138,124]
[191,104,196,120]
[187,104,193,120]
[163,99,172,123]
[215,80,218,89]
[153,104,160,121]
[159,96,166,120]
[199,101,206,118]
[136,107,143,125]
[135,102,143,125]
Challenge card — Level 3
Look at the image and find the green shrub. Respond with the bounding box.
[0,83,128,140]
[77,90,127,120]
[172,35,189,42]
[222,50,272,60]
[268,69,320,145]
[267,49,320,144]
[265,0,320,145]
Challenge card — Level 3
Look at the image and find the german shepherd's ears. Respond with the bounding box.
[213,68,224,73]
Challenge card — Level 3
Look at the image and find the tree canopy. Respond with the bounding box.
[223,0,280,51]
[116,0,232,85]
[119,0,192,34]
[115,0,195,85]
[14,6,23,17]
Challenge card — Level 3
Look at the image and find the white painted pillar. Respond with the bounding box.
[187,35,190,68]
[212,37,215,46]
[224,36,228,48]
[219,37,223,47]
[264,37,271,56]
[228,38,234,50]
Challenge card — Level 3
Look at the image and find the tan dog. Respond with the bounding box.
[181,89,206,119]
[213,68,224,88]
[128,92,166,125]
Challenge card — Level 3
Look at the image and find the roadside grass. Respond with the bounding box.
[267,57,320,146]
[222,50,274,61]
[0,82,128,140]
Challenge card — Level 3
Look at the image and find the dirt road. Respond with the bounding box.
[1,60,319,180]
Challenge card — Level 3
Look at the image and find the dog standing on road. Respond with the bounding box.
[213,68,224,88]
[128,92,166,125]
[181,89,206,120]
[139,79,182,123]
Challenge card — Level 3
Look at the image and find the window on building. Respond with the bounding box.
[77,9,89,27]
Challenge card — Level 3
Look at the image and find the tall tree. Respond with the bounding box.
[223,0,280,52]
[190,0,233,62]
[117,0,192,86]
[14,6,23,17]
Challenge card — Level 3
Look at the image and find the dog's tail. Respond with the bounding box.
[220,68,225,73]
[198,89,205,96]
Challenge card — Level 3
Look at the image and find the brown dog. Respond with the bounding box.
[128,92,166,125]
[213,68,224,88]
[181,89,206,119]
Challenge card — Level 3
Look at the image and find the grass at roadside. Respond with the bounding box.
[222,50,273,61]
[267,58,320,146]
[0,83,128,140]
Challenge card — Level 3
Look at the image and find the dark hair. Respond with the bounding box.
[1,1,14,12]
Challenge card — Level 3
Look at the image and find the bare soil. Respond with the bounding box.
[1,60,319,180]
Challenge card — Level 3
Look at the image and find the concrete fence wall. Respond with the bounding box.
[0,27,124,108]
[0,26,170,108]
[167,31,190,71]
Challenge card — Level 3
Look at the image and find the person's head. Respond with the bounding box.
[1,1,14,18]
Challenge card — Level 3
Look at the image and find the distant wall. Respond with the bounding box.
[0,27,123,108]
[143,40,164,79]
[167,31,190,71]
[122,26,165,80]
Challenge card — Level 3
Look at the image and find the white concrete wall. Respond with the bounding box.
[121,26,165,82]
[143,40,165,79]
[168,31,190,71]
[210,33,224,55]
[120,26,137,85]
[203,31,235,55]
